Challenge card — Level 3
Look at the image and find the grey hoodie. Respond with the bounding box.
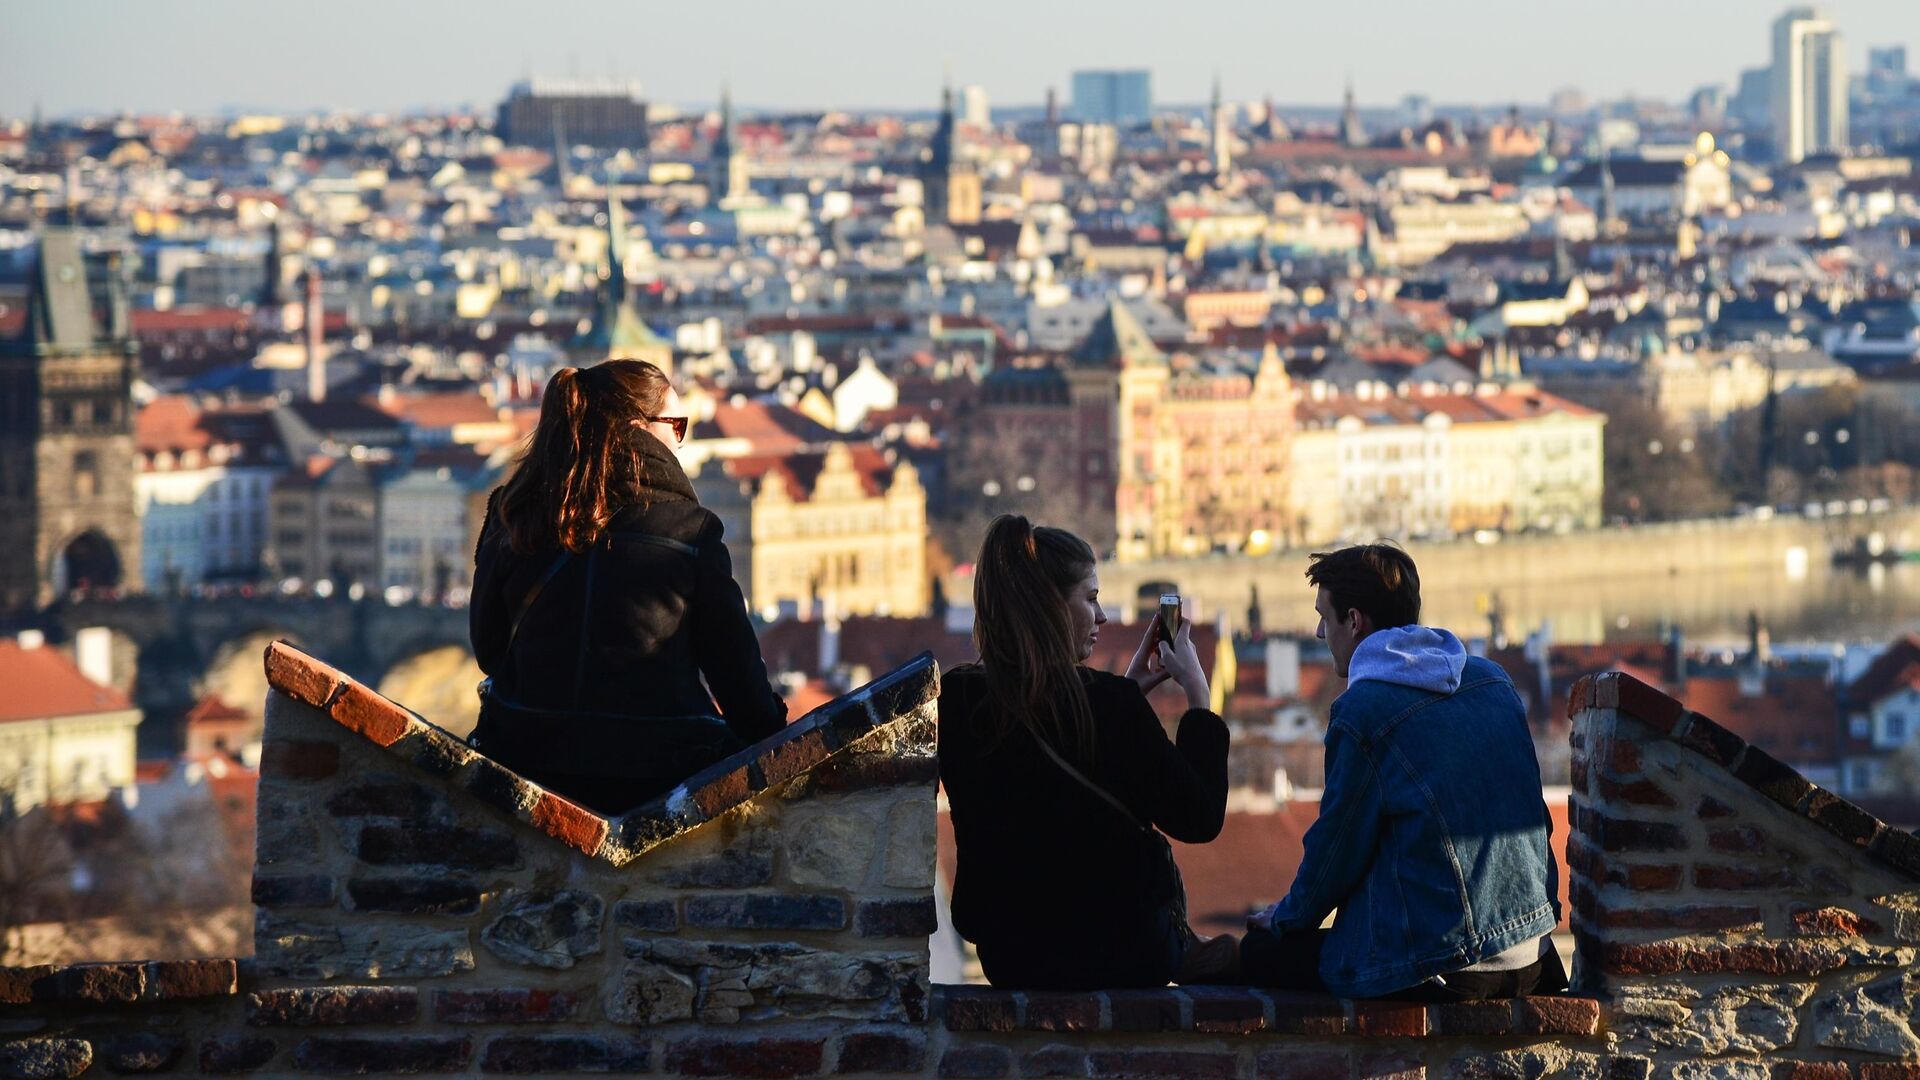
[1346,625,1468,694]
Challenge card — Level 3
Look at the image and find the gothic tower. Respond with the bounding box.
[0,228,141,614]
[711,84,749,204]
[923,83,981,226]
[1210,72,1233,178]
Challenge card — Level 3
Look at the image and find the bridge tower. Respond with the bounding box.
[0,228,141,616]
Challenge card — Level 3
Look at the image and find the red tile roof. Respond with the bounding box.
[135,396,213,456]
[0,641,133,723]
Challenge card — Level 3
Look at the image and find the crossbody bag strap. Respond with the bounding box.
[504,550,573,659]
[1022,718,1153,835]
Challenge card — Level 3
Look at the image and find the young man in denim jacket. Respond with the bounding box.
[1241,544,1566,1000]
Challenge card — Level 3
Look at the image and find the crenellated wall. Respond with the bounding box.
[0,651,1914,1078]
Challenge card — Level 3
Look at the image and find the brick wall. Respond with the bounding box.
[1569,671,1920,1080]
[0,655,1915,1077]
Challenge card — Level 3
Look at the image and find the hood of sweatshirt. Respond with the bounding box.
[1346,625,1468,694]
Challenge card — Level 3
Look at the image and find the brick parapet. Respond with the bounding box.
[1568,670,1920,1077]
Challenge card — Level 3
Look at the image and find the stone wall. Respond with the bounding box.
[1568,671,1920,1080]
[0,650,1916,1078]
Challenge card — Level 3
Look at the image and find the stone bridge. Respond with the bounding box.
[32,596,477,749]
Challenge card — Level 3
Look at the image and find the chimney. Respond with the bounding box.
[818,617,841,676]
[305,266,326,403]
[75,626,113,687]
[1265,638,1301,699]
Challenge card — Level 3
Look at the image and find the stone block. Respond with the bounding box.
[477,1035,648,1074]
[480,889,605,970]
[835,1031,926,1074]
[1106,989,1182,1032]
[1256,1049,1349,1080]
[255,917,475,981]
[247,986,420,1026]
[1812,974,1920,1058]
[784,811,877,888]
[254,799,319,867]
[1020,1044,1090,1079]
[290,1035,471,1074]
[939,1046,1012,1079]
[1356,1049,1425,1080]
[95,1033,184,1074]
[49,964,141,1004]
[459,757,541,819]
[648,848,775,889]
[197,1036,277,1075]
[857,898,937,938]
[615,898,680,933]
[606,961,696,1025]
[346,876,480,915]
[882,799,936,889]
[251,874,336,909]
[0,1039,91,1079]
[356,825,518,870]
[325,777,440,819]
[1794,906,1882,936]
[683,893,846,931]
[663,1037,826,1078]
[1445,1047,1604,1079]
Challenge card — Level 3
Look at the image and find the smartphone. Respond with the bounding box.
[1157,593,1181,646]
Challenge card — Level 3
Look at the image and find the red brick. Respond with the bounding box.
[688,766,753,820]
[54,963,143,1003]
[1605,739,1643,774]
[1773,1063,1854,1080]
[756,727,833,789]
[1566,675,1595,719]
[258,739,341,780]
[0,966,51,1004]
[1428,1000,1513,1035]
[1694,865,1801,890]
[1860,1067,1920,1080]
[1792,906,1881,937]
[1515,996,1602,1036]
[328,680,413,747]
[145,959,237,1000]
[665,1037,825,1078]
[264,641,342,707]
[247,986,418,1026]
[1597,773,1677,808]
[1608,863,1683,891]
[1615,674,1686,733]
[1733,746,1817,812]
[1696,796,1737,818]
[1024,991,1101,1032]
[199,1036,277,1074]
[1804,789,1885,849]
[1089,1051,1237,1079]
[1676,712,1748,768]
[292,1036,470,1074]
[529,792,609,855]
[1267,991,1348,1035]
[1592,813,1686,853]
[435,987,582,1024]
[1593,905,1764,932]
[836,1033,926,1075]
[1707,826,1769,854]
[1353,999,1427,1037]
[1107,989,1182,1032]
[1257,1050,1347,1080]
[1570,759,1590,795]
[940,987,1017,1032]
[1186,986,1264,1033]
[1592,672,1620,709]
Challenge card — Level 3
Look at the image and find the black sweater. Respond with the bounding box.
[938,663,1228,980]
[469,435,786,790]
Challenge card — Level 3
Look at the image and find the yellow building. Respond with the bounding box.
[706,443,928,619]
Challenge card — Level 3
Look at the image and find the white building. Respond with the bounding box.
[830,354,900,432]
[377,453,495,600]
[0,631,141,813]
[135,397,279,588]
[1772,6,1848,164]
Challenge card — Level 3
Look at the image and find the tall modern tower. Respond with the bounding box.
[1209,73,1232,177]
[1770,7,1848,164]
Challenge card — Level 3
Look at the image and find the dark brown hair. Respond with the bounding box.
[1306,542,1421,630]
[971,515,1099,762]
[497,360,673,554]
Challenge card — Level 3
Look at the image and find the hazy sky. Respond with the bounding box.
[4,0,1916,118]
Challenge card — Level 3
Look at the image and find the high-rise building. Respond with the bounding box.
[497,78,649,149]
[1867,46,1909,94]
[960,84,990,128]
[0,230,141,615]
[1070,70,1152,125]
[1770,7,1848,163]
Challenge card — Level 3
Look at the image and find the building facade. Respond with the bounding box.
[1771,7,1848,163]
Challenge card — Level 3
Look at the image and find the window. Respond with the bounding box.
[72,451,99,500]
[1888,713,1909,743]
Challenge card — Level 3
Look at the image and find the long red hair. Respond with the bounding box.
[496,360,673,554]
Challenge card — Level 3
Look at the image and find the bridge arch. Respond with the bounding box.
[375,637,483,738]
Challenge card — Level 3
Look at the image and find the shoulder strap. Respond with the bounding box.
[1023,718,1152,835]
[504,550,572,659]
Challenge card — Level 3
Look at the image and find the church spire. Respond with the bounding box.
[1210,71,1232,178]
[1341,75,1366,148]
[712,83,747,202]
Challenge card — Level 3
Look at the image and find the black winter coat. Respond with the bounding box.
[469,433,786,811]
[937,663,1228,989]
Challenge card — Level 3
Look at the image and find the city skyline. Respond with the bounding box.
[4,0,1919,119]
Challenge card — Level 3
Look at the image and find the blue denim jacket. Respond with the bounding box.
[1269,627,1560,997]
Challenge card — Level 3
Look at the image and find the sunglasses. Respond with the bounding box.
[639,414,689,445]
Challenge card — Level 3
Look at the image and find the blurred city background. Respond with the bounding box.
[0,2,1917,976]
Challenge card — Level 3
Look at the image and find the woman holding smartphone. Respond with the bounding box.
[938,514,1232,989]
[469,359,787,815]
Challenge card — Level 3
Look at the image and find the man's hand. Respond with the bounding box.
[1124,619,1172,694]
[1247,902,1279,933]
